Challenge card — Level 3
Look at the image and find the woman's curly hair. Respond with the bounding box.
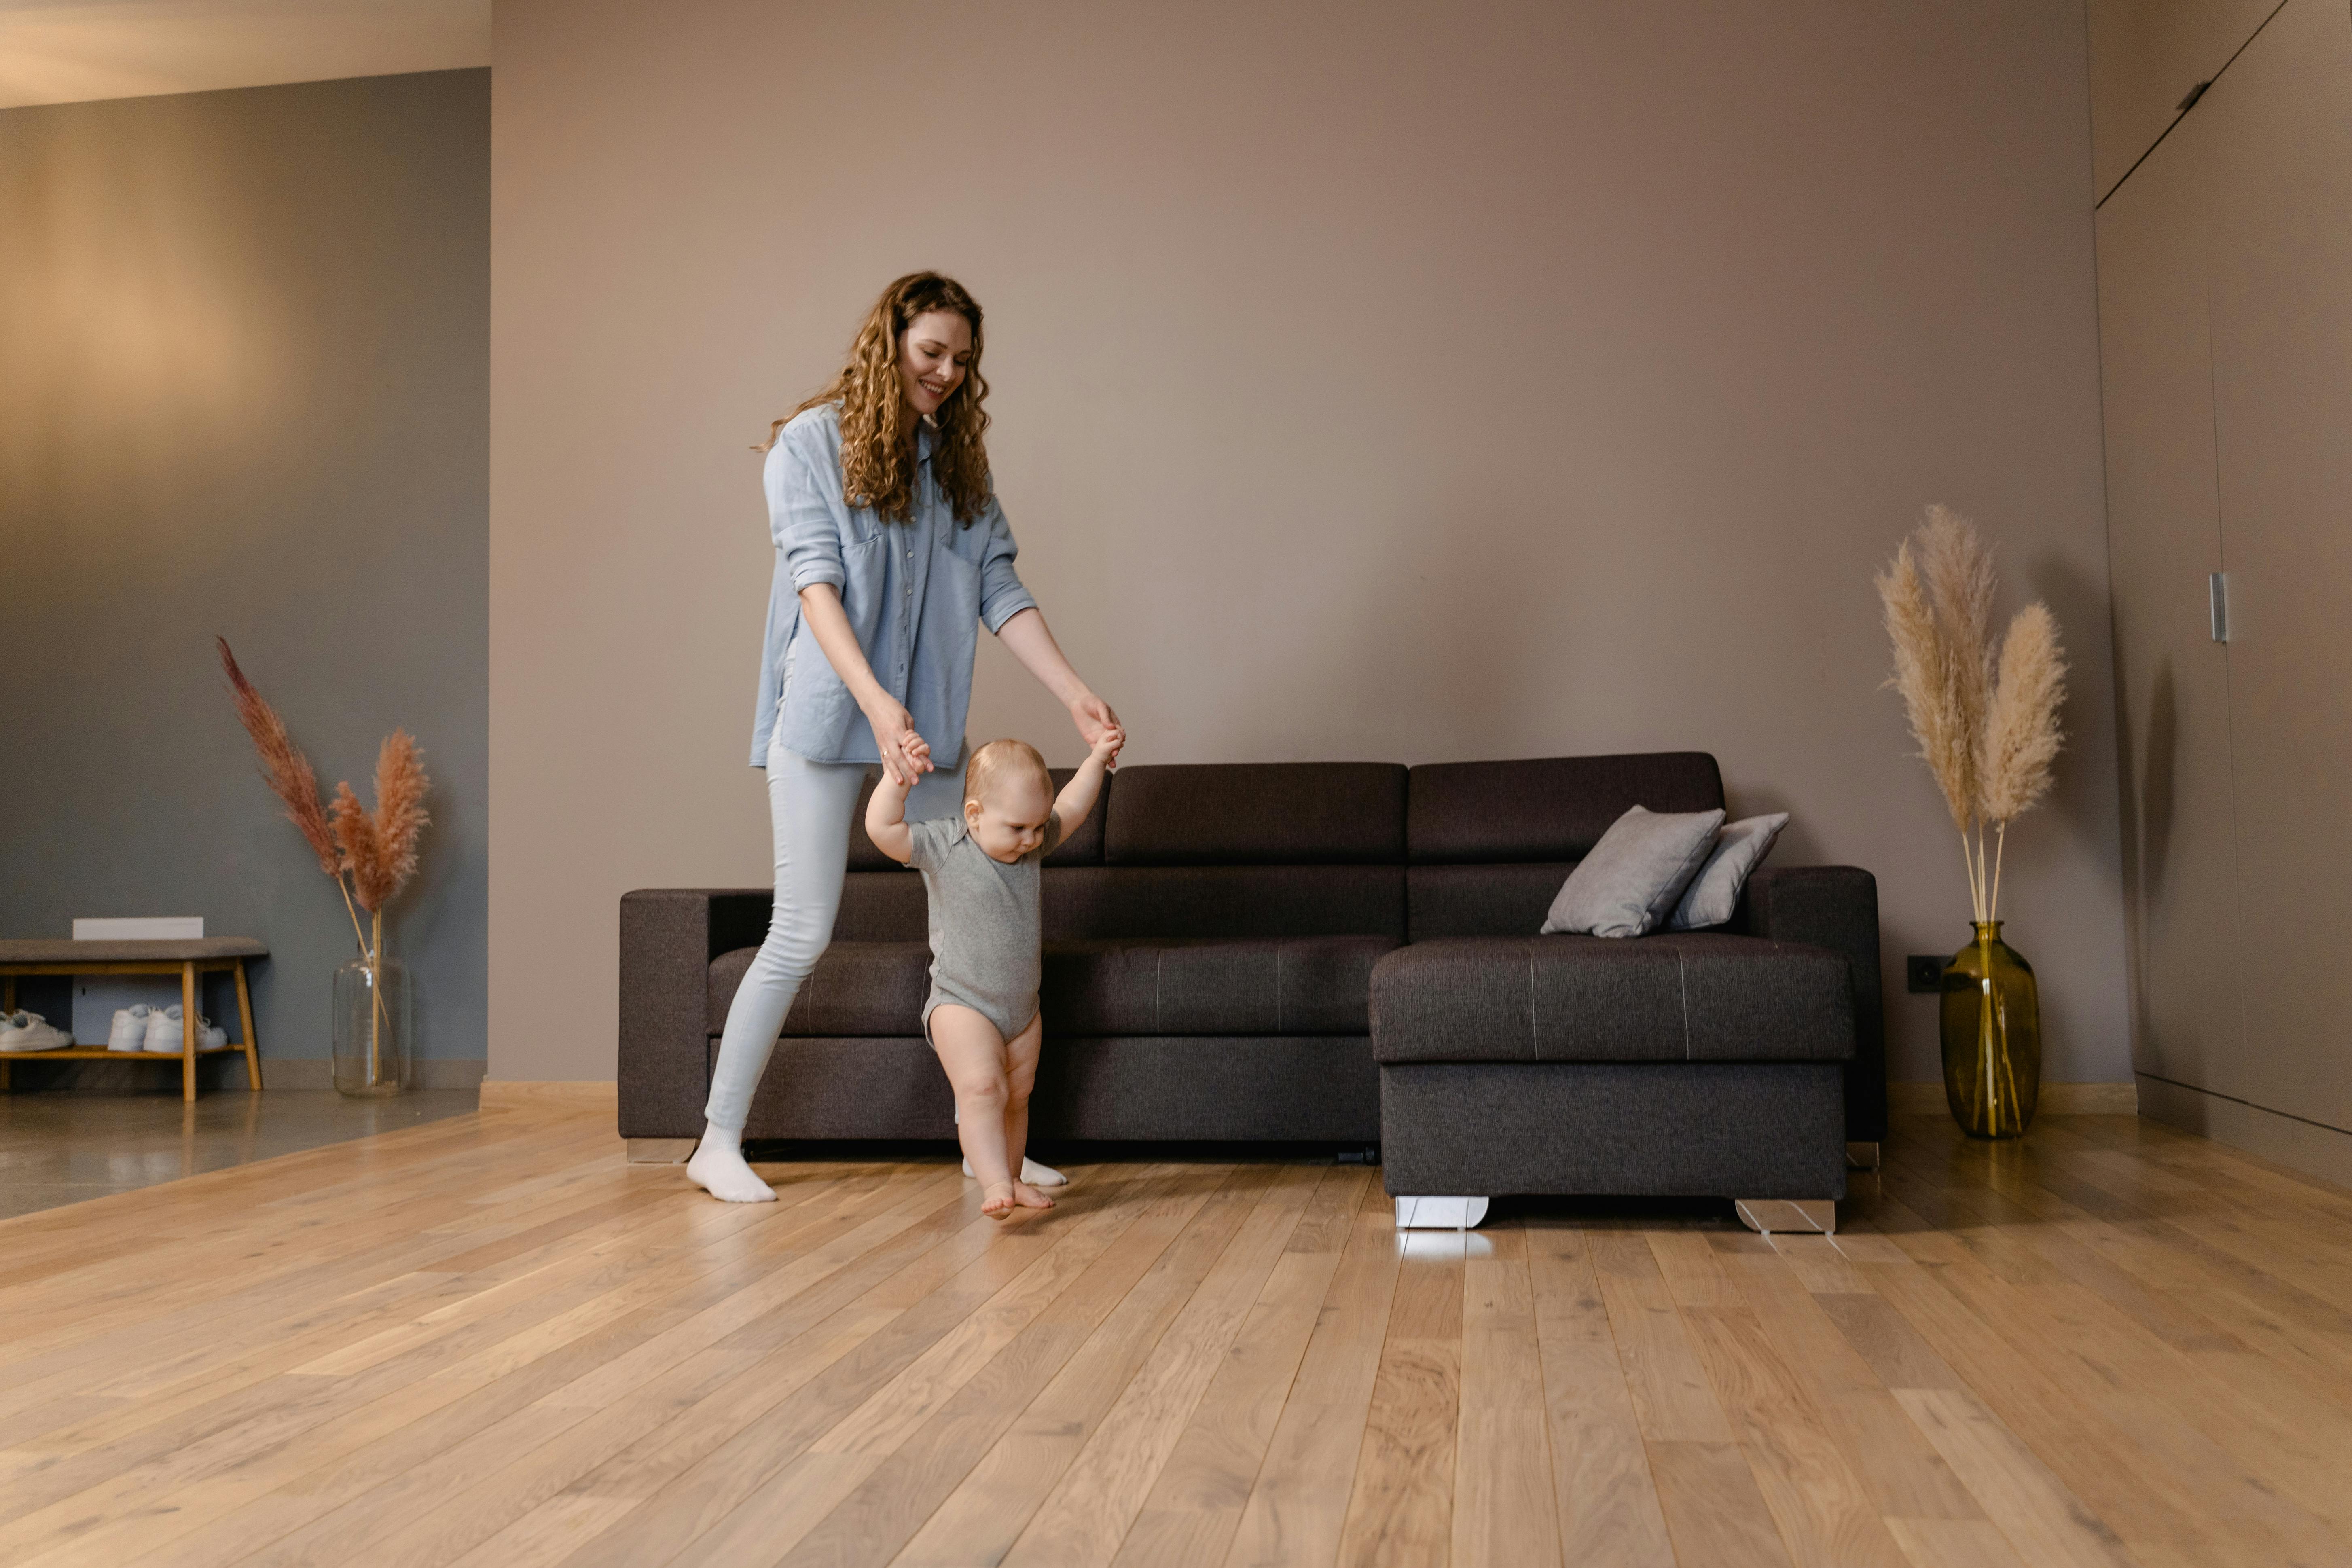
[762,272,992,523]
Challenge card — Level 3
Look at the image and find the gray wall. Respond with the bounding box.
[491,0,2128,1087]
[0,69,489,1070]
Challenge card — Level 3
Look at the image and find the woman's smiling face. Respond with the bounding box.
[898,309,973,420]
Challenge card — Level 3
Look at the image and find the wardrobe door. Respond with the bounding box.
[2201,0,2352,1128]
[2085,0,2284,199]
[2094,94,2247,1099]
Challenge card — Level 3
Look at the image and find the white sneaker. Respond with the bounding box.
[963,1157,1068,1187]
[145,1004,184,1052]
[109,1005,154,1052]
[198,1016,227,1050]
[0,1011,73,1051]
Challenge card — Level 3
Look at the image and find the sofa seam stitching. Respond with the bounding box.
[1528,940,1539,1063]
[1275,944,1283,1034]
[1677,948,1691,1061]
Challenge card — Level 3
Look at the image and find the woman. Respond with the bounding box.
[688,272,1121,1203]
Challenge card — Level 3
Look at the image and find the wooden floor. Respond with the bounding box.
[4,1106,2352,1568]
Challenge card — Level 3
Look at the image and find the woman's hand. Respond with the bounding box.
[798,584,933,784]
[863,696,933,786]
[1070,693,1123,762]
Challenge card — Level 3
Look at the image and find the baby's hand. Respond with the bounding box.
[1091,725,1125,767]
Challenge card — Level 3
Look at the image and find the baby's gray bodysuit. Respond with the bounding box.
[907,814,1063,1042]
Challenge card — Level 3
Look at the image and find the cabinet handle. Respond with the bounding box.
[2210,572,2230,643]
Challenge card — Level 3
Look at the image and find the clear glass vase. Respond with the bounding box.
[333,954,410,1097]
[1939,921,2040,1138]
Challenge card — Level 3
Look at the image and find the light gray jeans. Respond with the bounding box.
[703,713,965,1133]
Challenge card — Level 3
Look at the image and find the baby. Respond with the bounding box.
[866,726,1122,1219]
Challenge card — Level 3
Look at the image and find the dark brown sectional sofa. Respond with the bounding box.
[620,753,1883,1223]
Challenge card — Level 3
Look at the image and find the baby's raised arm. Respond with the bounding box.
[1051,725,1124,842]
[865,768,915,865]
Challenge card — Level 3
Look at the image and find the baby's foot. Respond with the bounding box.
[686,1141,776,1203]
[1011,1181,1056,1210]
[963,1156,1067,1187]
[981,1182,1018,1220]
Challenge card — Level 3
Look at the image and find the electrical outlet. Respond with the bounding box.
[1907,955,1947,994]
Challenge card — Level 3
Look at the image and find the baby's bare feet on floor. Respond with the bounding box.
[1011,1181,1056,1210]
[981,1182,1018,1219]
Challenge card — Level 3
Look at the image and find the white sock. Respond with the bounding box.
[685,1123,776,1203]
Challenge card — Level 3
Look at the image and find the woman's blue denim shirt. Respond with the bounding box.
[750,404,1037,767]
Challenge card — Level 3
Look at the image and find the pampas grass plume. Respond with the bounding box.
[217,637,340,877]
[1878,505,2069,922]
[1919,505,1995,811]
[334,732,431,914]
[1875,542,1975,832]
[1981,602,2067,821]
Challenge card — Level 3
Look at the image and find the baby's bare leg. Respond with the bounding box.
[1002,1014,1053,1210]
[930,1005,1018,1217]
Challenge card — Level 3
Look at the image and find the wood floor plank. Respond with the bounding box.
[1892,1388,2137,1568]
[1647,1437,1795,1568]
[9,1100,2352,1568]
[997,1163,1325,1568]
[1588,1231,1734,1445]
[1218,1184,1404,1568]
[888,1166,1275,1566]
[1330,1228,1466,1568]
[773,1169,1220,1568]
[1525,1227,1677,1568]
[1650,1233,1910,1568]
[1110,1169,1367,1568]
[1450,1231,1561,1568]
[1878,1170,2352,1568]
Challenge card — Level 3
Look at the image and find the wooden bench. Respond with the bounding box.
[0,939,267,1101]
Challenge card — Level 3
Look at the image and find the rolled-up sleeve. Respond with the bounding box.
[976,493,1039,633]
[768,435,845,594]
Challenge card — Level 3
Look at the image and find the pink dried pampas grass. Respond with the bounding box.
[217,638,339,877]
[332,732,432,914]
[218,639,433,951]
[1875,508,2068,923]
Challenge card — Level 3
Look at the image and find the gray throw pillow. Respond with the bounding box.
[1666,813,1791,930]
[1541,805,1727,939]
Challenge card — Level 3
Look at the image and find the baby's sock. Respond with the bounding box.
[686,1122,776,1203]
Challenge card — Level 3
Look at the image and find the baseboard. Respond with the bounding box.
[1887,1081,2139,1115]
[478,1079,618,1109]
[1,1056,484,1092]
[2135,1073,2352,1192]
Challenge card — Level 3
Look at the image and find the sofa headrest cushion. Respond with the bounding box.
[1104,763,1406,865]
[1408,753,1724,864]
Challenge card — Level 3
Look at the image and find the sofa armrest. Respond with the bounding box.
[618,889,771,1139]
[1732,866,1886,1141]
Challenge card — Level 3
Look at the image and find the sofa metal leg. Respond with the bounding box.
[1735,1198,1837,1236]
[1846,1141,1881,1170]
[628,1138,697,1164]
[1394,1196,1490,1231]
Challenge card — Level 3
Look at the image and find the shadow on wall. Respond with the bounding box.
[2026,549,2126,865]
[2114,640,2180,1054]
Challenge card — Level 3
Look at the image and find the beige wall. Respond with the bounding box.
[491,0,2128,1086]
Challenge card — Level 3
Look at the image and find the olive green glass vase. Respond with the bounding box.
[1939,921,2040,1138]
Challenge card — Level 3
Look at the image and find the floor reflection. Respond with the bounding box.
[0,1088,478,1219]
